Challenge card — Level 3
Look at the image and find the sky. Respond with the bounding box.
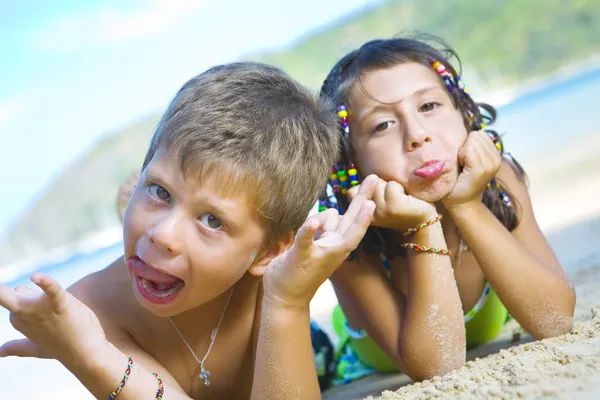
[0,0,382,235]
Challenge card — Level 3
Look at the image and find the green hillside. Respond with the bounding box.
[1,0,599,265]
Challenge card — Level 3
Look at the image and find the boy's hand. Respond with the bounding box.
[444,130,501,209]
[348,175,437,232]
[263,175,377,308]
[0,273,108,368]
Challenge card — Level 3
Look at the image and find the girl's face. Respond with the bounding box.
[348,62,468,203]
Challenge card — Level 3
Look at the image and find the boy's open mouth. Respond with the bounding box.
[127,256,185,305]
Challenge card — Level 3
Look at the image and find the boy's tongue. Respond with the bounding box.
[128,256,181,286]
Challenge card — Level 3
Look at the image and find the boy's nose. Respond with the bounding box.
[148,216,184,256]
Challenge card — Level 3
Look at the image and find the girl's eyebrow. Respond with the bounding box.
[355,85,441,122]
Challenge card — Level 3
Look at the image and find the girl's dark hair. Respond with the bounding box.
[319,34,526,257]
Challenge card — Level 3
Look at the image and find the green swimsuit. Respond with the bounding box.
[330,256,509,385]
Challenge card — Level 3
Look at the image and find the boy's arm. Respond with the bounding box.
[0,274,192,400]
[65,276,193,399]
[63,340,193,400]
[249,177,378,399]
[251,297,317,400]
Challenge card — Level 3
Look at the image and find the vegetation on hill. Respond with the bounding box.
[1,0,599,266]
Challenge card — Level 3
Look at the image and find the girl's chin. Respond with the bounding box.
[409,180,456,203]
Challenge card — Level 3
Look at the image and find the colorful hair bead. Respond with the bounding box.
[431,60,474,97]
[318,199,327,212]
[330,166,341,193]
[456,76,469,93]
[337,105,351,136]
[489,178,512,207]
[325,106,362,203]
[348,162,359,187]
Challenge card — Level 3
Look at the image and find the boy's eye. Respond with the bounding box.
[199,213,223,230]
[374,121,393,132]
[420,102,439,112]
[149,184,170,201]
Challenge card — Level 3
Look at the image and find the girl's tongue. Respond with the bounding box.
[127,256,182,286]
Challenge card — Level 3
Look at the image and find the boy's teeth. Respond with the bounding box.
[140,278,184,297]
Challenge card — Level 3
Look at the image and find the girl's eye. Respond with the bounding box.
[374,121,393,132]
[149,184,170,201]
[420,102,439,112]
[199,213,223,230]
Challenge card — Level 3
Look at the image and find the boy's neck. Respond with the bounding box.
[167,273,260,341]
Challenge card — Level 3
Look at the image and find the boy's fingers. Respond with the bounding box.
[341,200,375,249]
[0,338,42,358]
[31,274,66,308]
[338,175,377,232]
[0,285,19,313]
[321,208,341,233]
[295,218,320,250]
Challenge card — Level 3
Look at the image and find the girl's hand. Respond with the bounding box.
[444,130,501,209]
[349,175,437,232]
[263,176,377,308]
[0,273,109,368]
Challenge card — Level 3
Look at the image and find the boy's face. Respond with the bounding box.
[122,149,268,316]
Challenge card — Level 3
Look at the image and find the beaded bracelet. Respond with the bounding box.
[404,215,443,237]
[108,356,133,399]
[152,372,165,399]
[401,242,451,256]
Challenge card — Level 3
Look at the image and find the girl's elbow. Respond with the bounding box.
[402,351,465,382]
[532,302,575,339]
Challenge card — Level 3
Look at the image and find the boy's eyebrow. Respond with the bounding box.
[144,164,251,223]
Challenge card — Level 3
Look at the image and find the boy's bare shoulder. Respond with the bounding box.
[67,258,136,336]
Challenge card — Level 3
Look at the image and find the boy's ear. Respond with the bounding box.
[247,231,295,277]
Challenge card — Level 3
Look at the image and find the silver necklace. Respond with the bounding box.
[168,285,235,386]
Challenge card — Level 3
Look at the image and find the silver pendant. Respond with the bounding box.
[200,366,211,386]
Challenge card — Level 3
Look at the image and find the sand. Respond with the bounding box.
[319,263,600,400]
[366,267,600,400]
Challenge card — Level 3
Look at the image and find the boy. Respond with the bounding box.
[0,62,376,399]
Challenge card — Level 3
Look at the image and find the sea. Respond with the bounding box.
[1,66,600,398]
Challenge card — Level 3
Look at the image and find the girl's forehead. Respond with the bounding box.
[350,62,442,106]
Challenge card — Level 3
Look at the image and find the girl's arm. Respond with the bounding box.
[331,221,465,381]
[447,161,575,339]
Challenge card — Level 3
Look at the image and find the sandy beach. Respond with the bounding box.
[363,267,600,400]
[318,255,600,400]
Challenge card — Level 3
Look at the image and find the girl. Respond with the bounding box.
[317,35,575,384]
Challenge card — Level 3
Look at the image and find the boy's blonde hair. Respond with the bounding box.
[143,62,339,243]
